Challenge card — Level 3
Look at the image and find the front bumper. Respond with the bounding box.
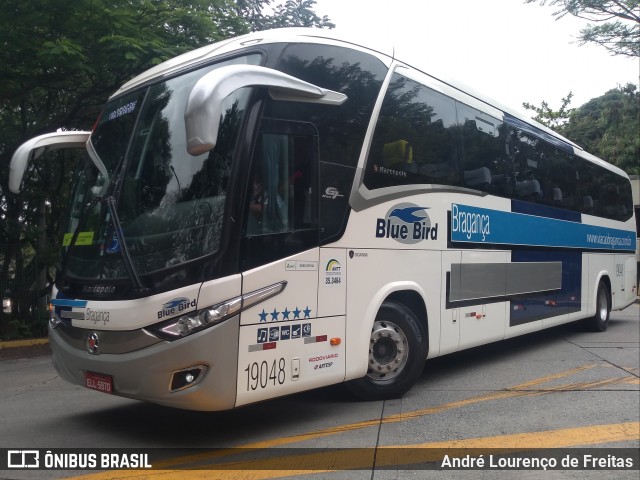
[49,316,240,411]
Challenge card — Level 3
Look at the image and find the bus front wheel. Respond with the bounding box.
[585,281,610,332]
[346,302,427,401]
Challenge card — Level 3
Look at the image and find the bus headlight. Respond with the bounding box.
[146,281,287,341]
[149,296,242,340]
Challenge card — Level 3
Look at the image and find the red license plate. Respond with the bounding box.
[85,371,113,394]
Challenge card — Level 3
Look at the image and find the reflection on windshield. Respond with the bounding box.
[123,85,250,273]
[64,54,259,284]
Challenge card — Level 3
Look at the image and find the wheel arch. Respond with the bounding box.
[345,281,429,382]
[385,290,429,353]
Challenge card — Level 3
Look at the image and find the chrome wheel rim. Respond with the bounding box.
[367,320,409,381]
[598,289,608,322]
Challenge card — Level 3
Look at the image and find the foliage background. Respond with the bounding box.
[0,0,332,338]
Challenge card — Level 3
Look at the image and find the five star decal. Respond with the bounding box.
[258,306,312,322]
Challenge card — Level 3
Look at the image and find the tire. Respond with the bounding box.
[585,281,610,332]
[346,301,427,401]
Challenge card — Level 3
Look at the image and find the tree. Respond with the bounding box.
[525,1,640,57]
[232,0,335,31]
[0,0,334,337]
[524,84,640,174]
[563,84,640,174]
[0,0,236,337]
[522,92,575,129]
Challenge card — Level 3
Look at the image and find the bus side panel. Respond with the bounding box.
[345,249,441,382]
[236,316,346,407]
[457,250,509,350]
[556,253,590,324]
[237,249,347,406]
[615,254,637,308]
[318,248,347,317]
[440,251,461,356]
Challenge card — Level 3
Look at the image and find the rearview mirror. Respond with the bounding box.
[9,131,91,193]
[184,64,347,156]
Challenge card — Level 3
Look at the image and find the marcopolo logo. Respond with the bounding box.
[375,203,438,244]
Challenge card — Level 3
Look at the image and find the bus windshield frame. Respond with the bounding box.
[60,54,261,298]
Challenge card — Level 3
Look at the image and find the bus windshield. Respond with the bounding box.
[63,54,259,290]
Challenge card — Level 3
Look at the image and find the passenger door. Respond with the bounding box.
[236,118,344,406]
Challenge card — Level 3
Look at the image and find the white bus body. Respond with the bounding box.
[10,28,637,410]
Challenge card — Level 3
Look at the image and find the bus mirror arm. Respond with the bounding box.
[9,131,91,193]
[184,65,347,156]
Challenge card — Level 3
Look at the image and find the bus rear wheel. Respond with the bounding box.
[347,302,427,401]
[585,281,610,332]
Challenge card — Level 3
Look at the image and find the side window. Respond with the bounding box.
[508,127,547,203]
[539,146,576,210]
[274,44,387,169]
[273,43,387,243]
[616,175,633,221]
[576,160,600,215]
[241,118,318,269]
[364,73,460,189]
[575,156,633,221]
[457,103,508,195]
[598,169,633,220]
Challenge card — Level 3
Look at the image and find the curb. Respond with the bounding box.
[0,338,49,349]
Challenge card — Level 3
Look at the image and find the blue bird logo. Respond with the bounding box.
[389,207,429,223]
[163,297,189,309]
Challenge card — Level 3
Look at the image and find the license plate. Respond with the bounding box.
[85,371,113,394]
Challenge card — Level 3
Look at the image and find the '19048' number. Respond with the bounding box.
[245,358,285,391]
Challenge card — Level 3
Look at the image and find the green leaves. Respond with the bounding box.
[524,84,640,174]
[565,84,640,174]
[0,0,335,333]
[523,92,575,130]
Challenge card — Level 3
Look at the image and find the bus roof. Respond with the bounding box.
[111,28,627,179]
[110,28,394,99]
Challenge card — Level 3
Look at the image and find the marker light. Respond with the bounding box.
[49,304,63,329]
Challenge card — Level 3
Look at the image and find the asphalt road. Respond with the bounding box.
[1,303,638,479]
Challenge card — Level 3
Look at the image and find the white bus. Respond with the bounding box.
[10,28,637,410]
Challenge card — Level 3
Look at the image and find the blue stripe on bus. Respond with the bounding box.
[450,203,635,251]
[511,199,581,223]
[510,250,582,326]
[51,298,88,308]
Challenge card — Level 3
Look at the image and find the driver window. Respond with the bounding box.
[241,118,319,269]
[247,133,291,234]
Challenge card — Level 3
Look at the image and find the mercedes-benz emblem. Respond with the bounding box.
[87,332,100,354]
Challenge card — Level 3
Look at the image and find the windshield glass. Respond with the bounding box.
[63,54,259,287]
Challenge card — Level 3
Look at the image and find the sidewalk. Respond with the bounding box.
[0,337,50,360]
[0,337,48,349]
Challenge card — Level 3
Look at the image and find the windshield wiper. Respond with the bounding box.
[58,193,146,294]
[59,143,146,295]
[103,195,144,291]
